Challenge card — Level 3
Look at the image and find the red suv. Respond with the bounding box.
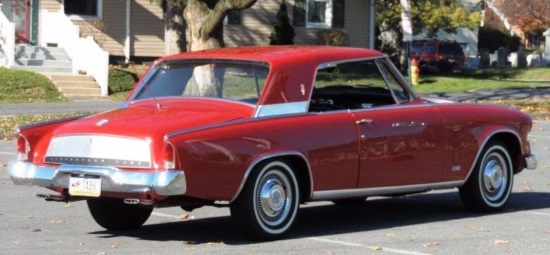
[411,40,466,73]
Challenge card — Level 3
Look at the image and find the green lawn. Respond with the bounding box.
[412,68,550,94]
[0,68,67,103]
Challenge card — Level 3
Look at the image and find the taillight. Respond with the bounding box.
[164,142,176,169]
[16,135,29,161]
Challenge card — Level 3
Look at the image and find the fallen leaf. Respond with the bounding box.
[25,215,34,219]
[180,214,195,220]
[372,245,383,251]
[466,225,477,230]
[111,243,119,248]
[31,229,41,232]
[422,241,439,247]
[495,240,510,245]
[523,182,534,191]
[385,233,395,237]
[98,252,106,255]
[64,203,72,208]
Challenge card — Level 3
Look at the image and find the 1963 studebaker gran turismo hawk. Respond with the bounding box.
[9,46,537,240]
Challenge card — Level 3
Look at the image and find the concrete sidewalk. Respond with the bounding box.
[424,86,550,102]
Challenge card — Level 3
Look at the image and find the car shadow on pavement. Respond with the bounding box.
[88,191,550,244]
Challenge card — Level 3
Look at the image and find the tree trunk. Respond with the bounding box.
[182,0,258,96]
[164,0,186,54]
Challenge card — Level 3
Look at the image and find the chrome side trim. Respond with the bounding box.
[311,181,463,201]
[525,154,537,170]
[9,162,186,196]
[229,151,313,203]
[254,101,309,118]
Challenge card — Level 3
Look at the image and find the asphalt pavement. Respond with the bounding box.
[0,100,122,117]
[1,120,549,254]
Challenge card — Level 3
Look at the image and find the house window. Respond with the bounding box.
[227,10,242,25]
[307,0,330,27]
[293,0,344,28]
[64,0,102,19]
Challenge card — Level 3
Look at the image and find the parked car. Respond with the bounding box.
[9,46,537,240]
[411,40,466,73]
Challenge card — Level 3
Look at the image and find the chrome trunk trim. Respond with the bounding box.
[46,135,152,168]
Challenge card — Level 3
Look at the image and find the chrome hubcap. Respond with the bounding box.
[260,179,286,217]
[481,154,508,202]
[256,170,292,227]
[483,160,503,192]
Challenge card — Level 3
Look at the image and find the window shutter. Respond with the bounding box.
[293,0,306,27]
[332,0,345,28]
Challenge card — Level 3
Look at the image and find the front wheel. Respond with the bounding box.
[230,160,300,240]
[459,142,513,212]
[87,198,153,230]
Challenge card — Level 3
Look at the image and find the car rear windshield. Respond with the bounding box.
[133,60,270,104]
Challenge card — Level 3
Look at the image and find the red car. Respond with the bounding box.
[9,46,537,240]
[411,40,466,73]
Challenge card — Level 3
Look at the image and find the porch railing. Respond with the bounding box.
[42,10,109,96]
[0,5,15,67]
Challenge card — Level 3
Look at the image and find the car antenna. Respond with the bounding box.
[140,62,165,110]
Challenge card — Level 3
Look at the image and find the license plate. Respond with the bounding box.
[69,175,101,197]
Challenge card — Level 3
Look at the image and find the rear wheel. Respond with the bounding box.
[230,160,299,240]
[87,198,153,230]
[459,141,513,212]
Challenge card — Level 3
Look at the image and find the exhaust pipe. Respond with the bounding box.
[124,198,154,206]
[37,193,67,202]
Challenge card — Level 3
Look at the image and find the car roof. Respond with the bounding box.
[159,46,387,66]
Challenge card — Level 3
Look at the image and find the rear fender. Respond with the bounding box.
[230,151,313,203]
[18,116,87,162]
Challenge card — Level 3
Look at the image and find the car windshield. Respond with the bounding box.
[133,60,270,104]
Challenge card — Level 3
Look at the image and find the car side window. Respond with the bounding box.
[376,60,411,103]
[309,59,397,112]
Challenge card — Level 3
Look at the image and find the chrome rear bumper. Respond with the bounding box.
[9,162,186,196]
[525,154,537,170]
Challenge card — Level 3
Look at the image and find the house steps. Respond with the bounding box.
[12,45,73,73]
[10,45,106,100]
[47,74,108,100]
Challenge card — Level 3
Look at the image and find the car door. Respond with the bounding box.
[353,105,445,188]
[352,60,445,188]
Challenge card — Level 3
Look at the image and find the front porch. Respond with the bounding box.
[1,0,108,98]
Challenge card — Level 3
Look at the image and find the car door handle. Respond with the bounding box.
[356,119,373,124]
[392,121,425,127]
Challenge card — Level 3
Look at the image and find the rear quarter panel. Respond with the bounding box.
[167,113,360,201]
